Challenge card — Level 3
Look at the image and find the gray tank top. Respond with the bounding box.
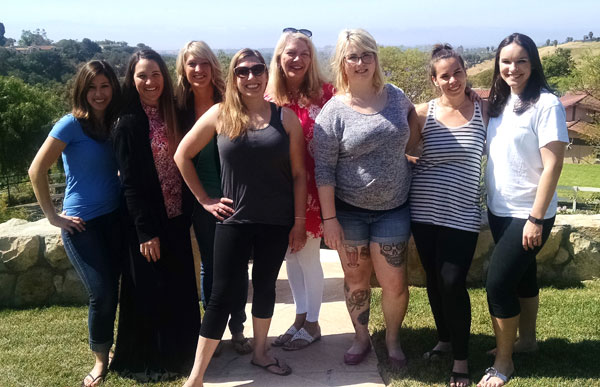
[217,103,294,226]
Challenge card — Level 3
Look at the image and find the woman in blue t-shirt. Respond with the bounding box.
[29,60,123,387]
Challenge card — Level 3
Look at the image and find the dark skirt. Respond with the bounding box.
[110,214,200,382]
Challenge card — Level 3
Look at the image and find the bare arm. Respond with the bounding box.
[283,107,307,252]
[522,141,566,250]
[28,136,85,234]
[405,106,423,154]
[174,104,233,221]
[317,185,345,251]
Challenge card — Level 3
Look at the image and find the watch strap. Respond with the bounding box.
[528,215,544,225]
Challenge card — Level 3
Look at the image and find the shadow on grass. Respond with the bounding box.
[372,327,600,385]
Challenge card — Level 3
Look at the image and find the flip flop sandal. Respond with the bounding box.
[482,367,510,385]
[282,327,321,351]
[271,325,298,347]
[81,371,107,387]
[250,357,292,376]
[232,337,253,355]
[423,349,449,360]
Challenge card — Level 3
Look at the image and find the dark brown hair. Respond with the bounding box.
[123,49,182,152]
[72,60,121,141]
[429,43,466,79]
[488,33,553,117]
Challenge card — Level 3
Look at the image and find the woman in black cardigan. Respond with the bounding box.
[110,49,200,382]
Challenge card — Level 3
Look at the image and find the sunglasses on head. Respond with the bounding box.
[233,63,267,78]
[282,27,312,38]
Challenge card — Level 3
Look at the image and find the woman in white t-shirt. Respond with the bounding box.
[478,33,568,387]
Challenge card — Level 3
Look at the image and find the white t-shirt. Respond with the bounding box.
[486,92,568,219]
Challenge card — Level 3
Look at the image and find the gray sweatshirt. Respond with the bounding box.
[314,83,413,211]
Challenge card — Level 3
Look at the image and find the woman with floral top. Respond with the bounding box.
[110,49,200,382]
[266,28,334,350]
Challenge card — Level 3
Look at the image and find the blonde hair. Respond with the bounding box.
[218,48,267,139]
[175,40,225,110]
[332,28,384,94]
[267,32,326,105]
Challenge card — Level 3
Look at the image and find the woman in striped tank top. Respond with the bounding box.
[408,44,488,387]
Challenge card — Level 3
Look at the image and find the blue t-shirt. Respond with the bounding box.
[49,114,121,221]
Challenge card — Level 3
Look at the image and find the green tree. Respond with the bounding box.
[18,29,52,46]
[378,46,435,103]
[589,31,594,41]
[553,40,558,47]
[0,23,6,47]
[543,48,574,78]
[566,37,574,42]
[570,54,600,153]
[545,39,551,46]
[0,76,64,174]
[470,68,493,88]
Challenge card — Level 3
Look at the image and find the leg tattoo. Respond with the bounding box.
[345,246,359,268]
[346,288,371,313]
[379,242,408,267]
[357,308,370,325]
[359,246,370,261]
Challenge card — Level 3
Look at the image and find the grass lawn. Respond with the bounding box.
[558,164,600,188]
[370,280,600,386]
[1,282,599,386]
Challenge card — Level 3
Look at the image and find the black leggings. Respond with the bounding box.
[199,223,290,340]
[412,222,479,361]
[486,211,555,319]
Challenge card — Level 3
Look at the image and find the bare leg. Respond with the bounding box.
[487,295,539,356]
[251,316,291,374]
[370,241,409,360]
[183,337,220,387]
[477,315,517,387]
[339,245,372,355]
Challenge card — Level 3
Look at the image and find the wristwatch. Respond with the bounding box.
[528,215,544,225]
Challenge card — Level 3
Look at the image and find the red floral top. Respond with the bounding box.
[266,83,335,239]
[142,103,182,219]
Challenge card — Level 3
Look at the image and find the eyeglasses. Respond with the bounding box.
[233,63,267,78]
[345,52,375,65]
[282,27,312,38]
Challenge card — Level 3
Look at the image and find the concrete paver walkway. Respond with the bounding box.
[203,249,385,387]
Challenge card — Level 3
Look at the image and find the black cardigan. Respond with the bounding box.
[113,100,192,244]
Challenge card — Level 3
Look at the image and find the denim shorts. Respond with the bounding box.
[337,203,411,246]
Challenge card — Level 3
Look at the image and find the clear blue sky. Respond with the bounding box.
[4,0,599,51]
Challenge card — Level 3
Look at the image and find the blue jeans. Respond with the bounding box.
[337,202,411,246]
[61,209,123,353]
[192,205,247,334]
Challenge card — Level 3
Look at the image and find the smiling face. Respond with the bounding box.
[235,57,267,99]
[499,42,532,95]
[280,37,311,83]
[343,43,375,85]
[86,74,113,118]
[134,58,164,106]
[432,57,467,98]
[185,55,212,91]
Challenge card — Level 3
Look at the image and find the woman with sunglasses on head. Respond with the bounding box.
[409,44,488,387]
[477,33,567,387]
[175,48,307,384]
[265,27,334,351]
[314,28,420,367]
[110,49,200,381]
[29,60,123,387]
[175,40,251,356]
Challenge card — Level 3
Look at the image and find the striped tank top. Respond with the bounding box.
[410,99,486,233]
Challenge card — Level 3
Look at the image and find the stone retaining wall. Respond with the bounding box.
[1,215,598,307]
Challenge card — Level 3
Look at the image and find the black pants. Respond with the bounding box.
[486,210,555,319]
[192,206,247,334]
[200,223,290,340]
[412,222,479,360]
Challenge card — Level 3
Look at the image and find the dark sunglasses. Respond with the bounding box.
[282,27,312,38]
[233,63,267,78]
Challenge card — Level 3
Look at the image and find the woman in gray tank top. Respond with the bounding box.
[175,48,307,384]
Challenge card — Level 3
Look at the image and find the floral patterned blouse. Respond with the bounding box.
[267,83,335,239]
[142,103,182,219]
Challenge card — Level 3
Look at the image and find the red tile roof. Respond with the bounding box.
[473,88,490,99]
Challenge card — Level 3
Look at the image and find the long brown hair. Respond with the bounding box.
[123,49,182,152]
[218,48,267,139]
[72,60,121,141]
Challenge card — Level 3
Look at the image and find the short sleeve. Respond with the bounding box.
[536,101,569,148]
[49,115,78,145]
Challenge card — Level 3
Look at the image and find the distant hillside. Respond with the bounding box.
[467,41,600,76]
